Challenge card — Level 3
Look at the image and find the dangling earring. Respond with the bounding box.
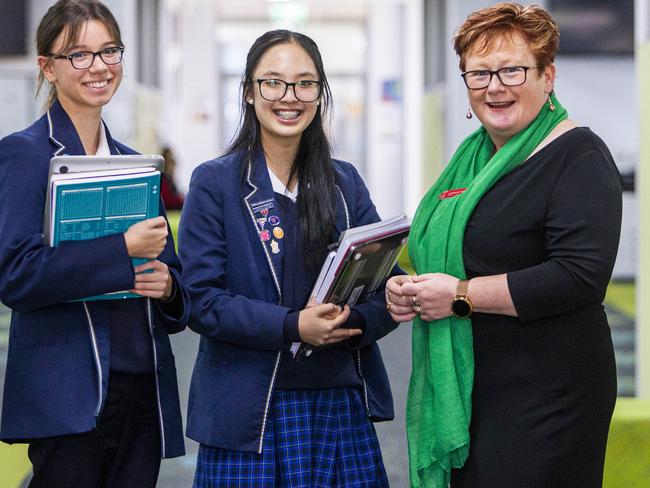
[548,97,556,111]
[466,107,473,119]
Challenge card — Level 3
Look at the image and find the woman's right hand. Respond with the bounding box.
[124,216,168,259]
[298,303,360,347]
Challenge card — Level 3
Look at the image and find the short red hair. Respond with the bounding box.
[453,2,559,71]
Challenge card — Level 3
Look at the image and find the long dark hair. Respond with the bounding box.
[227,30,336,272]
[36,0,123,108]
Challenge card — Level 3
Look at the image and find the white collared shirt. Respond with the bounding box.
[94,121,111,156]
[268,167,298,202]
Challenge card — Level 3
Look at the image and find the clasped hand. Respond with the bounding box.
[124,216,168,259]
[385,273,459,322]
[298,303,361,347]
[124,217,172,300]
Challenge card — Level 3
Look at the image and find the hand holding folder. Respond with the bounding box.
[291,214,410,359]
[124,216,168,259]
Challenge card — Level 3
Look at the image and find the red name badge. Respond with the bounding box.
[439,188,466,200]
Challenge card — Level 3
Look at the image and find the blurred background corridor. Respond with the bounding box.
[0,0,648,486]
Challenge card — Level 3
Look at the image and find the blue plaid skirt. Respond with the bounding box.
[194,387,389,487]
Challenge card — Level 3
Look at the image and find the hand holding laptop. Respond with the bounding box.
[297,303,361,347]
[291,214,411,359]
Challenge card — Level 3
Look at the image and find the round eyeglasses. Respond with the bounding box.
[254,78,322,103]
[47,46,124,70]
[461,65,542,90]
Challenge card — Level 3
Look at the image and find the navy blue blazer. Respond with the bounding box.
[0,100,188,458]
[179,149,398,453]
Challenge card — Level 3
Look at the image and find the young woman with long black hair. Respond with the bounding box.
[179,30,399,487]
[0,1,188,486]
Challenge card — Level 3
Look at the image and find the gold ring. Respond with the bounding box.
[414,305,421,314]
[386,303,392,312]
[387,290,392,301]
[412,296,418,306]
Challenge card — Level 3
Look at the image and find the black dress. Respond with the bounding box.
[450,128,622,488]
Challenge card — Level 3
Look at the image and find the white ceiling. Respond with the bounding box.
[215,0,367,21]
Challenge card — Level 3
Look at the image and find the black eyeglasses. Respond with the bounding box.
[47,46,124,70]
[254,78,322,102]
[461,65,542,90]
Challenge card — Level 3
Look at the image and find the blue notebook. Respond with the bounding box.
[48,166,161,301]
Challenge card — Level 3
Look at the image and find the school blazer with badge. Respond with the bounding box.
[0,100,188,458]
[180,149,399,454]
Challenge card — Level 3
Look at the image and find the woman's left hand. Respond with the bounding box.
[130,260,174,300]
[385,275,416,322]
[399,273,459,322]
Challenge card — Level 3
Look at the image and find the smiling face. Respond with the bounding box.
[248,41,320,150]
[38,19,122,118]
[465,31,555,150]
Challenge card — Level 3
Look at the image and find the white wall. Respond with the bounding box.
[100,0,138,144]
[162,0,220,191]
[363,0,424,218]
[366,3,404,218]
[0,0,51,137]
[635,0,649,399]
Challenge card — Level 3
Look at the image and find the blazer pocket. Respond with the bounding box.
[11,322,68,350]
[10,307,70,351]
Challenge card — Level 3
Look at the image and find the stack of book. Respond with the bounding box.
[44,156,163,300]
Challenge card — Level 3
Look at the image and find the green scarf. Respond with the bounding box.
[406,93,567,488]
